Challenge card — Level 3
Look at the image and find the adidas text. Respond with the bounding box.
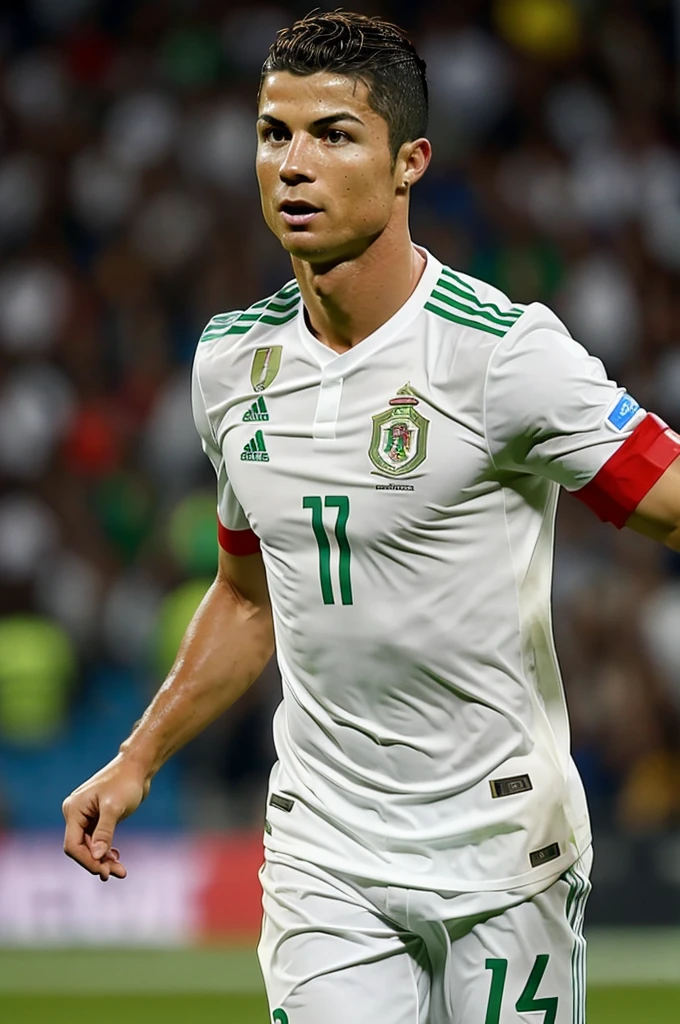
[241,450,270,462]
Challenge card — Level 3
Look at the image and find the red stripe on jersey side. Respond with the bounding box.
[574,413,680,528]
[217,518,261,555]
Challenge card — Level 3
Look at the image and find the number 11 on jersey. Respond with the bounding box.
[303,495,353,606]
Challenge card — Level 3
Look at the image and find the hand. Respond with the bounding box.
[62,755,150,881]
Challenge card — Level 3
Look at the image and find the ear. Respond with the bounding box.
[395,138,432,194]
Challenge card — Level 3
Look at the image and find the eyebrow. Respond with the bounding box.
[257,112,365,129]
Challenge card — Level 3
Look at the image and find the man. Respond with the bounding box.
[62,11,680,1023]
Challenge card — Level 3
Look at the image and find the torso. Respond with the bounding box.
[194,249,591,891]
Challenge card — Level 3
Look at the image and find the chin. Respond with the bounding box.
[279,231,338,261]
[279,230,371,265]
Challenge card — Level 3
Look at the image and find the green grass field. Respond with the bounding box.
[0,936,678,1022]
[2,990,679,1024]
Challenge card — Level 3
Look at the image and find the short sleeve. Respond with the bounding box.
[191,343,260,555]
[483,305,646,492]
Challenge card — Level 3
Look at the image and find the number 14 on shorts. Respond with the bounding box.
[485,955,557,1024]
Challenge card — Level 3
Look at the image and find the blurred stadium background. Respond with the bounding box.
[0,0,679,1019]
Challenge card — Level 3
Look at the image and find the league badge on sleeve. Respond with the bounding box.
[369,383,429,477]
[606,392,641,432]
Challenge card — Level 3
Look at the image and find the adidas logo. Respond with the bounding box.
[243,396,269,422]
[241,430,269,462]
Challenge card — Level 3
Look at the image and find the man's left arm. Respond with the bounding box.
[483,307,680,535]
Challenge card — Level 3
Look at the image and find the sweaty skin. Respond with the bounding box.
[62,549,273,879]
[256,71,431,352]
[62,70,428,880]
[62,65,680,882]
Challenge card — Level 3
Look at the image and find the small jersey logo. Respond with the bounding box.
[243,396,269,422]
[272,1011,289,1024]
[241,430,269,462]
[369,383,429,478]
[607,393,640,431]
[250,346,282,392]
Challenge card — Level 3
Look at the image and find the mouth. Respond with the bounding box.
[279,200,322,227]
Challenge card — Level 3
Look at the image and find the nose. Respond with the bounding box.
[279,133,315,185]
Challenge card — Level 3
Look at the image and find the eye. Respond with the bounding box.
[326,129,349,145]
[262,126,289,144]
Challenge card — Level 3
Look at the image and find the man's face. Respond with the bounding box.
[256,71,402,264]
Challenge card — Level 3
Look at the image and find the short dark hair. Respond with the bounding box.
[261,10,428,160]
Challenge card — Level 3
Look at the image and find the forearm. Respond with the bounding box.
[119,575,274,782]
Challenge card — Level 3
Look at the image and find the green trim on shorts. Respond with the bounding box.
[563,862,591,1024]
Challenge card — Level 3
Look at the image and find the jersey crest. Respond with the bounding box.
[369,384,429,477]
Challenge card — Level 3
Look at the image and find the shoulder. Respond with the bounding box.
[193,278,300,428]
[195,277,301,366]
[424,264,527,339]
[488,301,595,377]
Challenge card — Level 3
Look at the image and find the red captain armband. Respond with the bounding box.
[574,414,680,528]
[217,518,261,555]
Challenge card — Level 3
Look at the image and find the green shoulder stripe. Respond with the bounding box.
[199,310,243,342]
[439,269,524,320]
[225,281,300,337]
[430,287,519,330]
[426,271,524,337]
[424,301,507,337]
[199,282,301,344]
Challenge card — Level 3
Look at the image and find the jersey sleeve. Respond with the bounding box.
[483,304,680,528]
[191,336,261,556]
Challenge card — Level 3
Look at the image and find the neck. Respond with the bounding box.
[291,225,426,353]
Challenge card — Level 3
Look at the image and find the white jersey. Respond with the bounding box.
[192,248,647,892]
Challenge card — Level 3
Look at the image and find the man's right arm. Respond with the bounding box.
[62,546,274,880]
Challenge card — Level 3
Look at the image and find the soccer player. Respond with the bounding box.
[63,11,680,1023]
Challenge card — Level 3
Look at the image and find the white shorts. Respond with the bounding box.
[258,847,592,1024]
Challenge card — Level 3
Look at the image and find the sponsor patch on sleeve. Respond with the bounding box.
[606,393,641,431]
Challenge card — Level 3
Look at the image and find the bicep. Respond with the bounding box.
[626,454,680,548]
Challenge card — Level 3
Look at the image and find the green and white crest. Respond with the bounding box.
[369,384,429,477]
[250,346,282,392]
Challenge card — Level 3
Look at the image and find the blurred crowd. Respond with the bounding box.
[1,0,680,835]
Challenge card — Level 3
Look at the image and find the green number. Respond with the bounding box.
[484,955,557,1024]
[302,496,333,604]
[484,959,508,1024]
[515,954,558,1024]
[273,1011,289,1024]
[325,496,352,604]
[303,495,353,605]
